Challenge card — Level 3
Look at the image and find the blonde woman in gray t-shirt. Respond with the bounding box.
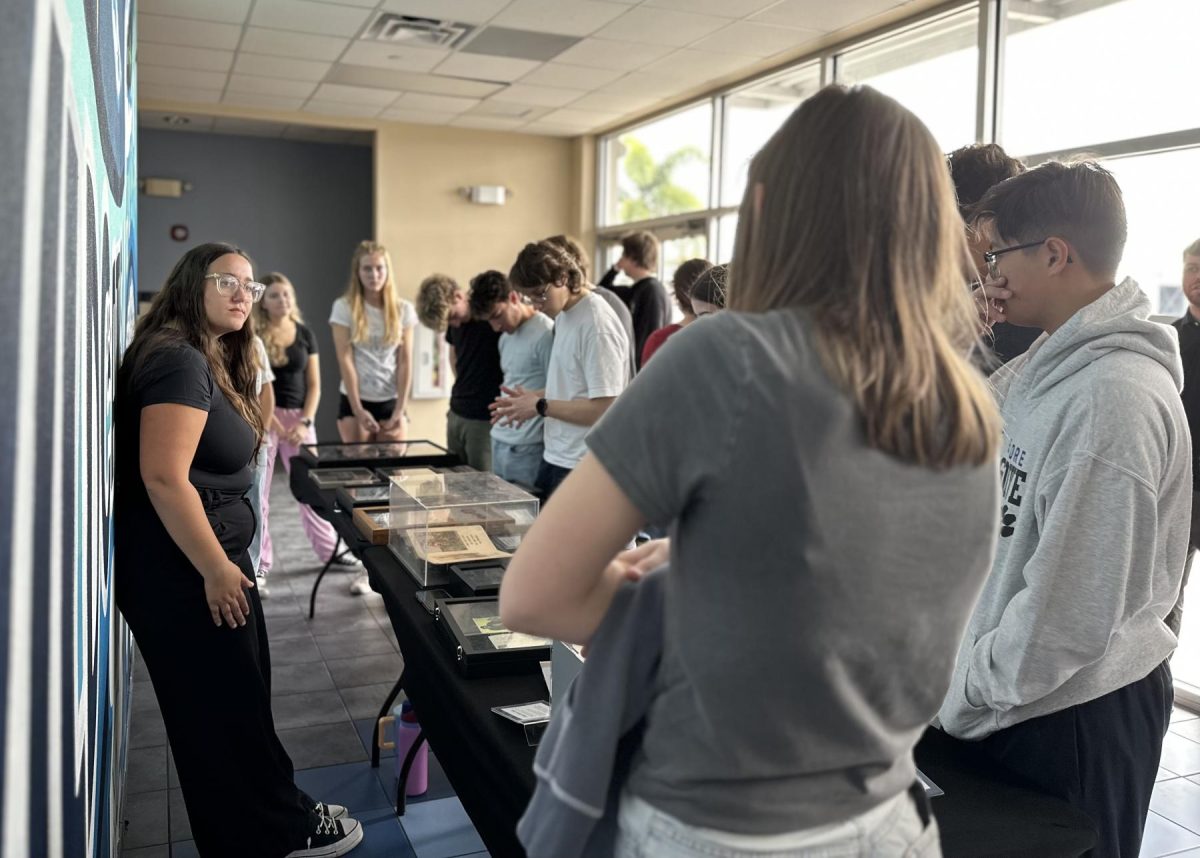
[329,240,416,444]
[501,86,1003,856]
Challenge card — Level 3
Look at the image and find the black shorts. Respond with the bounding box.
[338,395,396,422]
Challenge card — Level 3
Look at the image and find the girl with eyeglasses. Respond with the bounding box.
[115,243,362,857]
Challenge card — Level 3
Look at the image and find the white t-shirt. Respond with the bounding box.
[329,296,417,402]
[253,336,275,395]
[492,312,554,448]
[543,291,631,469]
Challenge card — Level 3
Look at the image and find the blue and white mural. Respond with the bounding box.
[0,2,137,856]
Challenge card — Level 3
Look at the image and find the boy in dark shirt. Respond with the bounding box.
[598,230,670,371]
[416,273,501,471]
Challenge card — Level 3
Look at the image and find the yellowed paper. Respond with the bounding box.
[405,525,511,564]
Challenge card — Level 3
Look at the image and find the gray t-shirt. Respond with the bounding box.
[329,296,417,402]
[587,309,999,834]
[492,311,554,447]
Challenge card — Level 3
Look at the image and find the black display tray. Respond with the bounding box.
[298,440,453,467]
[433,596,551,678]
[448,559,508,598]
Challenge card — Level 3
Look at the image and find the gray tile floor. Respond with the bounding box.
[119,469,486,858]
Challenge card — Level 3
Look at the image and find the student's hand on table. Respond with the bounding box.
[355,408,380,435]
[491,385,538,429]
[203,561,254,628]
[973,275,1011,330]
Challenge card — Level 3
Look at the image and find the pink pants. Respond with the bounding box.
[259,408,339,574]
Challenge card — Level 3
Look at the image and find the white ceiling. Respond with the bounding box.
[137,0,916,138]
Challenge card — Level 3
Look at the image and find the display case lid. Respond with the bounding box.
[302,440,448,462]
[389,471,537,510]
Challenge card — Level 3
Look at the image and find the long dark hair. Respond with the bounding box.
[123,242,265,443]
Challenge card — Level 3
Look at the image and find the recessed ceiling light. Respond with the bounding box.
[161,115,190,126]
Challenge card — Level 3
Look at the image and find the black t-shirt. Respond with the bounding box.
[600,270,670,371]
[445,320,502,421]
[270,323,318,409]
[1173,313,1200,483]
[116,342,256,500]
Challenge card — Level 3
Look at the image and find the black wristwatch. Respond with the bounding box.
[300,417,313,427]
[535,398,548,418]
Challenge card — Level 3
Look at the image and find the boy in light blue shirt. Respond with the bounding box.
[470,270,553,486]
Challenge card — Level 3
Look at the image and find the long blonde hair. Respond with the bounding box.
[254,272,304,367]
[729,85,998,469]
[344,240,403,346]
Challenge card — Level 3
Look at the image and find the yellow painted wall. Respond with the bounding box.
[373,123,577,446]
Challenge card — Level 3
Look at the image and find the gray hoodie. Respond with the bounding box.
[939,278,1191,739]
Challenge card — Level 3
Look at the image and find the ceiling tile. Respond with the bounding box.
[139,110,217,131]
[329,65,504,97]
[549,37,674,71]
[340,41,449,73]
[312,82,402,105]
[139,84,224,104]
[138,0,251,24]
[250,0,373,37]
[378,108,459,124]
[540,107,620,127]
[138,14,243,49]
[460,27,580,62]
[450,115,528,130]
[640,49,760,81]
[211,117,289,137]
[598,70,688,97]
[138,43,235,73]
[390,92,480,112]
[491,0,629,37]
[593,7,728,47]
[434,53,541,83]
[139,65,229,90]
[469,101,552,120]
[641,0,778,17]
[565,90,660,113]
[488,83,585,108]
[518,62,624,89]
[222,92,308,110]
[226,74,318,97]
[522,121,587,136]
[750,0,900,32]
[303,99,385,117]
[233,53,332,82]
[379,0,510,25]
[690,21,822,57]
[240,27,351,62]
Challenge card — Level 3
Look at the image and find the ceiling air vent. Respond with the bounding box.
[365,14,474,49]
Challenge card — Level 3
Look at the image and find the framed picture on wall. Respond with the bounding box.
[412,323,452,399]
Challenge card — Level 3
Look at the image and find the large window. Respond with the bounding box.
[1102,147,1200,315]
[721,64,821,207]
[1003,0,1200,158]
[602,103,712,227]
[835,6,979,153]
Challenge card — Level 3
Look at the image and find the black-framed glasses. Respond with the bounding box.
[206,272,265,302]
[983,239,1046,281]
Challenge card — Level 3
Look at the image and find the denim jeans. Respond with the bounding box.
[491,439,544,487]
[615,789,940,858]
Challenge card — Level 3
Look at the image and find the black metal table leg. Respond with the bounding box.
[396,728,426,817]
[371,669,406,769]
[307,534,342,619]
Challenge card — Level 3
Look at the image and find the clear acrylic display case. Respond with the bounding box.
[387,471,538,587]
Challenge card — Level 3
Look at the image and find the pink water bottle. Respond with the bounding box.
[393,700,428,796]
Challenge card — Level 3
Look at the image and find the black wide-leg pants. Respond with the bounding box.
[117,494,318,858]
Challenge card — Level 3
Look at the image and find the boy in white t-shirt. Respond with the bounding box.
[492,240,630,498]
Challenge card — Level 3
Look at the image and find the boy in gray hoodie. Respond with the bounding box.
[937,161,1191,857]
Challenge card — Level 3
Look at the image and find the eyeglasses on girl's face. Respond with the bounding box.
[206,272,265,302]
